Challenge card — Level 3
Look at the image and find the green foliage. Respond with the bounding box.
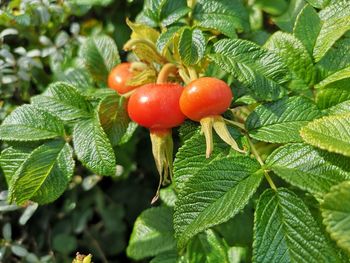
[31,82,93,121]
[210,39,289,100]
[313,1,350,61]
[80,35,120,82]
[0,105,65,141]
[246,96,322,143]
[6,140,74,205]
[321,181,350,254]
[174,156,263,248]
[179,28,206,66]
[1,0,350,262]
[266,143,350,197]
[301,114,350,157]
[127,206,176,260]
[293,4,321,56]
[253,188,341,262]
[193,0,249,38]
[265,31,315,88]
[73,118,116,176]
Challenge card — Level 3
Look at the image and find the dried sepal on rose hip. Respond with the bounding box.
[107,62,147,96]
[180,77,245,158]
[127,64,185,203]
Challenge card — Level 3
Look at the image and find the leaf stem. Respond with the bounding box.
[224,119,246,131]
[157,63,178,84]
[247,137,277,191]
[178,67,191,84]
[188,66,198,81]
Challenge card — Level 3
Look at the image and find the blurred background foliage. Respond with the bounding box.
[0,0,314,262]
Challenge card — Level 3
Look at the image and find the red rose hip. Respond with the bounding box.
[180,77,245,157]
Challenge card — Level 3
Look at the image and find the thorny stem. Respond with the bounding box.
[247,137,277,191]
[157,63,178,84]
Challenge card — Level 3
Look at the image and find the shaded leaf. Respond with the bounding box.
[127,206,176,260]
[80,35,120,82]
[315,66,350,89]
[316,79,350,109]
[97,93,130,146]
[321,181,350,254]
[186,229,229,263]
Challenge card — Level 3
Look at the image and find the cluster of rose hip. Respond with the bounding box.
[108,62,244,202]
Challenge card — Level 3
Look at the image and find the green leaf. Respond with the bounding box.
[316,79,350,109]
[73,118,116,176]
[174,156,263,248]
[193,0,249,37]
[80,35,120,82]
[137,0,190,28]
[316,34,350,78]
[159,0,190,27]
[328,100,350,115]
[127,206,176,260]
[266,143,350,197]
[97,93,130,146]
[0,105,65,142]
[31,82,93,122]
[179,28,206,66]
[216,206,254,246]
[210,39,289,100]
[160,186,177,207]
[124,39,164,64]
[186,229,229,263]
[150,251,178,263]
[174,127,244,190]
[272,0,306,32]
[305,0,329,8]
[59,68,94,91]
[315,66,350,89]
[313,1,350,62]
[246,96,322,143]
[156,26,182,55]
[0,147,31,185]
[255,0,288,16]
[293,4,321,56]
[321,181,350,254]
[8,140,74,205]
[127,18,159,44]
[265,31,315,88]
[253,188,341,263]
[300,114,350,157]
